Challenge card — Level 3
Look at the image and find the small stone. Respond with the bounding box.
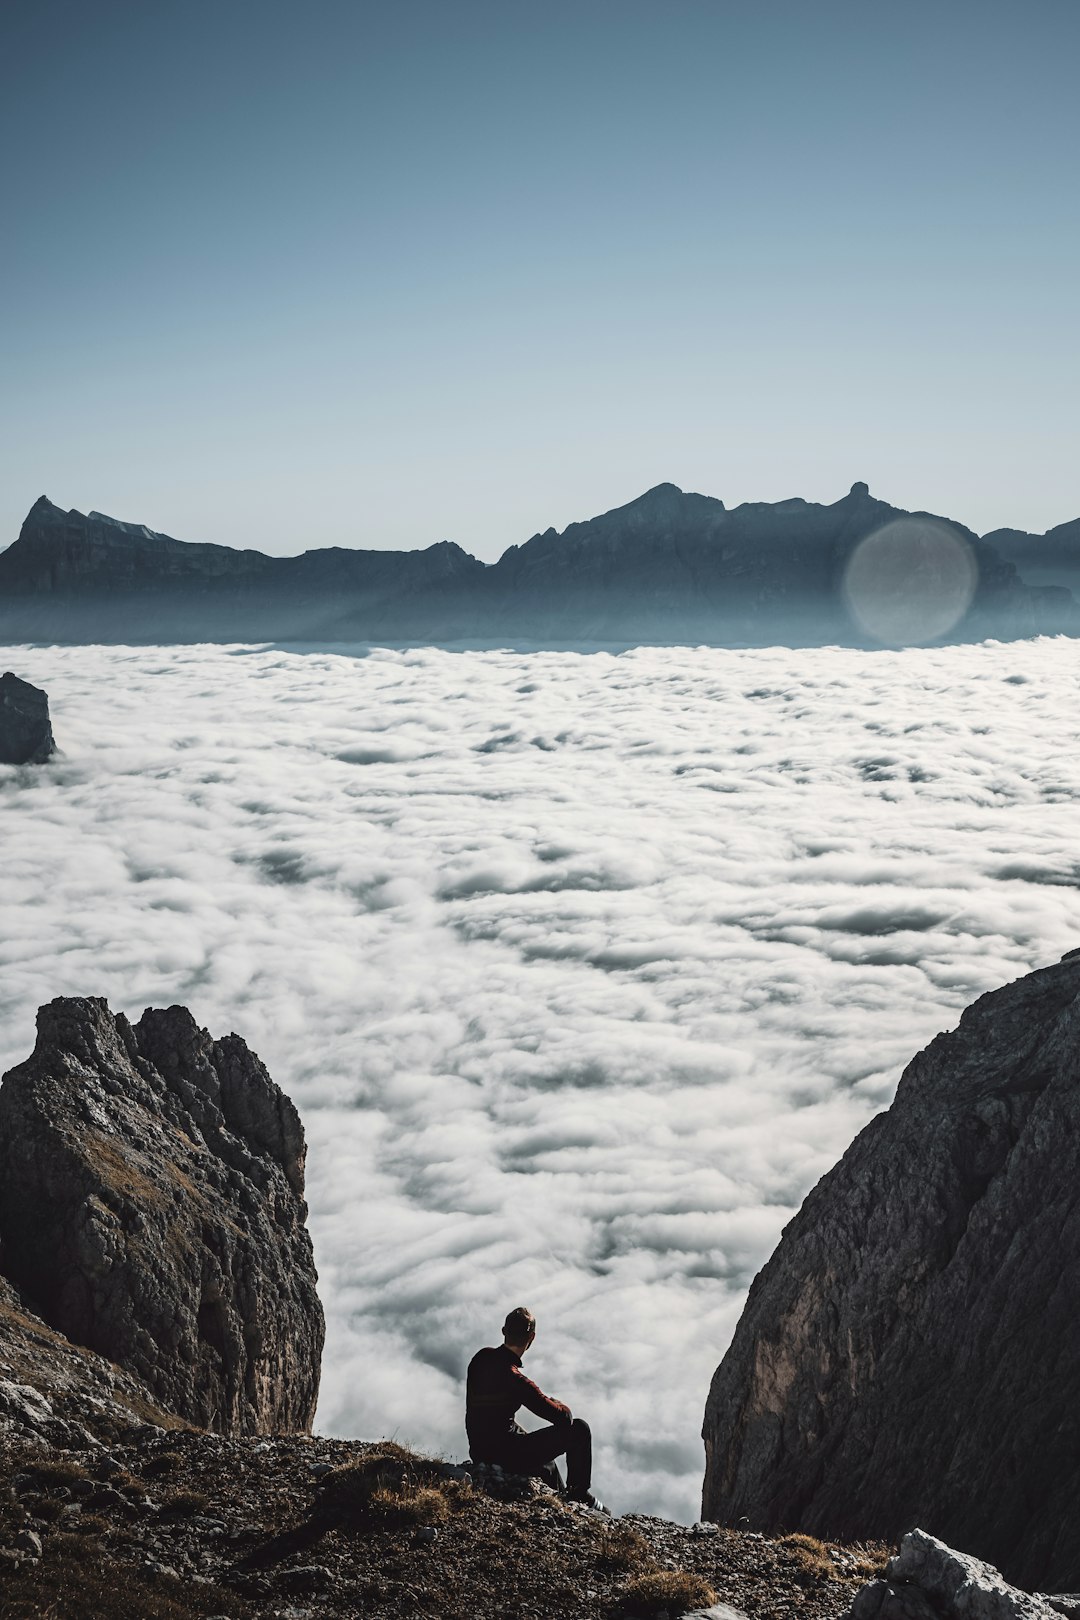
[15,1528,43,1557]
[414,1525,438,1545]
[86,1485,128,1511]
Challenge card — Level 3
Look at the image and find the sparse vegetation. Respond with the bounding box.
[0,1530,255,1620]
[22,1460,89,1489]
[0,1428,894,1620]
[81,1132,170,1211]
[592,1524,651,1573]
[848,1542,890,1581]
[367,1481,451,1528]
[313,1445,469,1531]
[780,1531,837,1580]
[159,1489,210,1518]
[613,1567,718,1616]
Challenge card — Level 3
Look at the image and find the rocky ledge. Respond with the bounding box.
[0,1424,889,1620]
[0,997,323,1435]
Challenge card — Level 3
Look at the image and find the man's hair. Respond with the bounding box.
[502,1306,536,1343]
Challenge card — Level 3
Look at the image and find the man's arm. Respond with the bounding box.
[512,1366,571,1425]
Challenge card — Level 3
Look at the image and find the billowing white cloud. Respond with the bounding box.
[2,637,1079,1521]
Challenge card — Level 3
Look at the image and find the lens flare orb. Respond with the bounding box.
[842,518,978,646]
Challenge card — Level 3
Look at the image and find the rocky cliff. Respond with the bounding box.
[0,997,323,1435]
[1,485,1076,646]
[701,951,1080,1594]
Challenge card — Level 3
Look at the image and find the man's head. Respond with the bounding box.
[502,1306,536,1354]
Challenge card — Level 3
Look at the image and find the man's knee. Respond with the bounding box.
[570,1418,590,1440]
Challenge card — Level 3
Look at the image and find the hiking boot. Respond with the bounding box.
[566,1489,607,1512]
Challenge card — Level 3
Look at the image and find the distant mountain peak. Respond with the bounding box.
[3,484,1077,647]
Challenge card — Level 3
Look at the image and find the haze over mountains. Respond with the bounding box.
[2,484,1078,647]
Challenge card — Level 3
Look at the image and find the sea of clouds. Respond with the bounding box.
[2,639,1080,1520]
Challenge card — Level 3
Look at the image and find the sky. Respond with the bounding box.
[2,0,1078,559]
[3,639,1080,1519]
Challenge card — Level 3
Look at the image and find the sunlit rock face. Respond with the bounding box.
[0,996,323,1435]
[702,951,1080,1594]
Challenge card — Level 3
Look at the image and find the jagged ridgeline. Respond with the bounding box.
[702,950,1080,1595]
[0,996,323,1435]
[1,485,1077,645]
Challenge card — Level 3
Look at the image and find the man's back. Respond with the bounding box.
[465,1343,569,1459]
[464,1308,597,1505]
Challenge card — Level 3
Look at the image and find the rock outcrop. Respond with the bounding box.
[0,997,323,1435]
[0,671,56,764]
[845,1530,1069,1620]
[0,1271,178,1449]
[702,951,1080,1593]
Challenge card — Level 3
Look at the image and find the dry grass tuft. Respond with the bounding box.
[848,1542,891,1580]
[28,1498,68,1524]
[614,1567,718,1616]
[159,1490,209,1518]
[23,1460,89,1488]
[778,1531,836,1580]
[591,1525,651,1573]
[316,1444,469,1531]
[367,1482,450,1528]
[69,1513,114,1537]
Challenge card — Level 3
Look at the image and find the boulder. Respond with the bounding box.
[846,1530,1058,1619]
[0,997,323,1434]
[0,671,56,763]
[701,951,1080,1591]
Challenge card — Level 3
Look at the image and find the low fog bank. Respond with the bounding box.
[2,640,1079,1520]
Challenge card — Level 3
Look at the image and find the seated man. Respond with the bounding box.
[466,1306,600,1506]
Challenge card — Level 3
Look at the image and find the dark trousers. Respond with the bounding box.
[478,1418,592,1494]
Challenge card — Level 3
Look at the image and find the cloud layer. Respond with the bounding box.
[2,639,1079,1520]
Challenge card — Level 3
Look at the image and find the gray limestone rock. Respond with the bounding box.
[0,671,56,763]
[702,952,1080,1592]
[0,996,323,1434]
[845,1530,1058,1619]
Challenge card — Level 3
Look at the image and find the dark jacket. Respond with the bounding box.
[465,1344,571,1459]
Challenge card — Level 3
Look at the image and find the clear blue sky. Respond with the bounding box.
[2,0,1077,559]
